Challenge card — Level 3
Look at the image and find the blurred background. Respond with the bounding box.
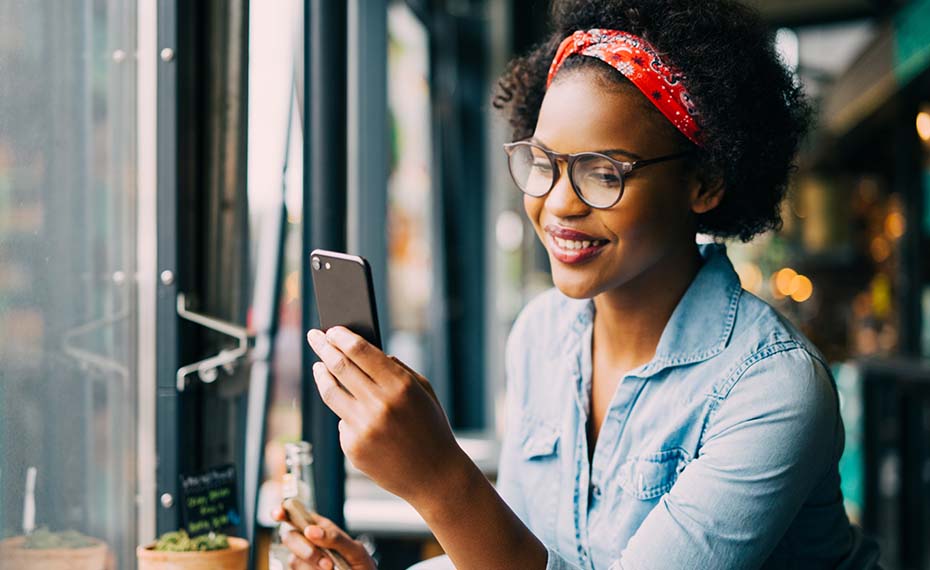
[1,0,929,568]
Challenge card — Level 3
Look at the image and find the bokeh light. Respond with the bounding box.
[884,211,905,240]
[774,267,798,296]
[917,111,930,142]
[789,275,813,302]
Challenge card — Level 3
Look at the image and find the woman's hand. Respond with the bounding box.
[306,326,469,506]
[271,506,375,570]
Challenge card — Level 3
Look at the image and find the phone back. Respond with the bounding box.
[310,250,382,350]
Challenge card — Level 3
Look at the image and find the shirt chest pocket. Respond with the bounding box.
[521,422,559,458]
[617,447,690,500]
[518,417,561,543]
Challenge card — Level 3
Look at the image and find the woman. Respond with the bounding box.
[273,0,881,568]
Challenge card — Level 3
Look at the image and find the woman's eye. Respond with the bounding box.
[585,171,621,185]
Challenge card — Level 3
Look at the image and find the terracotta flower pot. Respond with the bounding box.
[136,536,249,570]
[0,535,108,570]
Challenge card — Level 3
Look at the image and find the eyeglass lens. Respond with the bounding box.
[507,144,623,208]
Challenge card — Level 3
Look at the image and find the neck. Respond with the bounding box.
[592,244,702,372]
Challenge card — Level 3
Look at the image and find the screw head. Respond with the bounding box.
[160,493,174,508]
[160,270,174,286]
[160,47,175,62]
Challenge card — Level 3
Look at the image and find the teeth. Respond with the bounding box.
[553,236,604,250]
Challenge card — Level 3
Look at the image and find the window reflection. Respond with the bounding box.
[0,1,138,568]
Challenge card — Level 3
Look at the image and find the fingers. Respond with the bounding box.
[307,329,378,399]
[304,514,371,565]
[272,506,285,521]
[390,355,440,405]
[287,553,313,570]
[287,553,330,570]
[311,362,357,419]
[283,529,331,569]
[282,527,316,561]
[323,326,404,384]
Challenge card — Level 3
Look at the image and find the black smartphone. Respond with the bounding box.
[309,249,383,350]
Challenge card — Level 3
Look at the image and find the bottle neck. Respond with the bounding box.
[283,444,315,507]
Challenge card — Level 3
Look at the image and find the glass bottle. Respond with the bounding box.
[283,441,316,507]
[269,441,316,570]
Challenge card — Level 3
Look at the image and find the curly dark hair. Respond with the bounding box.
[493,0,814,242]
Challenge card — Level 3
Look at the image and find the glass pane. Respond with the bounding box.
[247,2,304,563]
[0,1,138,568]
[386,2,434,376]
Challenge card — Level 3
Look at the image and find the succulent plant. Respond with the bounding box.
[22,527,98,549]
[153,529,229,552]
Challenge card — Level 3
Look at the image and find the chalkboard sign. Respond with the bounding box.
[178,464,241,536]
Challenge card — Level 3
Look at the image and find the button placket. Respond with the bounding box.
[574,423,591,561]
[573,368,597,570]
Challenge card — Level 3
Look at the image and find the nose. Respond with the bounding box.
[544,161,590,217]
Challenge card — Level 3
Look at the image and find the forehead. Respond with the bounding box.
[533,70,671,155]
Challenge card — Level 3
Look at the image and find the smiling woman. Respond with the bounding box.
[276,1,881,569]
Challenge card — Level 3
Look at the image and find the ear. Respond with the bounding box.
[688,168,725,215]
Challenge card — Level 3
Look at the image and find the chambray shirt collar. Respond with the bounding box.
[556,243,742,382]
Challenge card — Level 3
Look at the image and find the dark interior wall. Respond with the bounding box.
[173,0,250,536]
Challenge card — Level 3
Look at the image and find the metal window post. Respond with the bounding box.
[347,0,389,334]
[154,0,182,537]
[303,0,348,528]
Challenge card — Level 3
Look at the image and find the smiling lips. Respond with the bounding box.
[544,224,609,264]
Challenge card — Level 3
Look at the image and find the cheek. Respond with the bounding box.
[600,191,664,243]
[612,181,692,239]
[592,191,691,288]
[523,195,544,233]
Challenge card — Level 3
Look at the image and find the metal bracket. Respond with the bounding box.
[175,293,250,391]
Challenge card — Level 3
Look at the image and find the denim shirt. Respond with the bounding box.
[409,244,878,570]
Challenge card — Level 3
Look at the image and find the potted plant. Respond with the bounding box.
[136,529,249,570]
[0,527,108,570]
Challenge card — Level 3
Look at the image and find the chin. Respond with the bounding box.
[550,266,602,299]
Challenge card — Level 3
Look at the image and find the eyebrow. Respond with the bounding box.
[529,137,643,161]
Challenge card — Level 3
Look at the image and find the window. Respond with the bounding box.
[0,1,139,567]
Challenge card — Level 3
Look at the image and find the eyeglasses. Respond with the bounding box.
[502,140,693,209]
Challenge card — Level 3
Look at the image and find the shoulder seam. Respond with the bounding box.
[708,339,807,403]
[696,340,816,454]
[696,340,840,489]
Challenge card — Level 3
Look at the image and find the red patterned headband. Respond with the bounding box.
[546,29,704,147]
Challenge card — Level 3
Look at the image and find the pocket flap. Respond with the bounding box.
[618,448,690,500]
[520,418,560,459]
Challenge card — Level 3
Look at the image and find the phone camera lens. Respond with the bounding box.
[312,257,321,270]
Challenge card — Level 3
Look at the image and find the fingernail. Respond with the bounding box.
[306,525,324,540]
[307,329,324,347]
[325,326,349,343]
[297,541,314,559]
